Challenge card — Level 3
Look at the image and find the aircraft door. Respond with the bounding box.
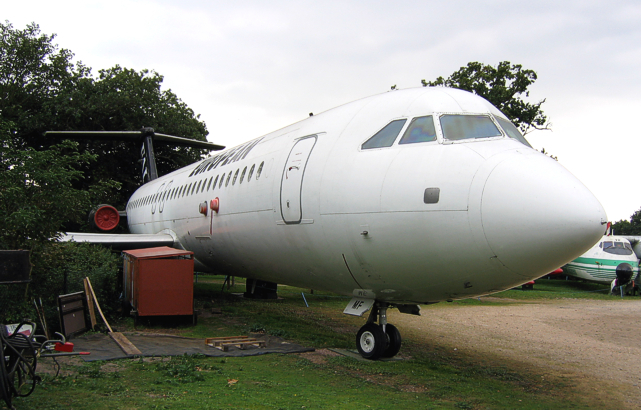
[280,136,317,224]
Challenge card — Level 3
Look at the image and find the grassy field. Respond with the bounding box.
[11,276,628,410]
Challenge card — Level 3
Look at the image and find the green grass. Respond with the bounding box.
[20,353,578,410]
[11,275,628,409]
[488,277,620,301]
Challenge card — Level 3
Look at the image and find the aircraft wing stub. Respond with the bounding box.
[59,232,175,250]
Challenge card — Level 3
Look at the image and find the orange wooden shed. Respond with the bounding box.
[122,247,195,320]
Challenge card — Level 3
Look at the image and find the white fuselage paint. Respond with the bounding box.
[125,88,607,304]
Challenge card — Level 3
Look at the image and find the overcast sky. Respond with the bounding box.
[5,0,641,222]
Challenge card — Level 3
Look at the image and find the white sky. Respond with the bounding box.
[5,0,641,221]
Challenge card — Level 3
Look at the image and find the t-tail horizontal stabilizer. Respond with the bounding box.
[45,128,225,183]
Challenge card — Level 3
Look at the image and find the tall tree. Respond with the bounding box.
[0,118,118,250]
[612,208,641,235]
[422,61,549,135]
[0,21,209,209]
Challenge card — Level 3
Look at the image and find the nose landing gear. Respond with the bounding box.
[355,303,402,360]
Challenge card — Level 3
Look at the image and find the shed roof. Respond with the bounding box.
[122,246,193,259]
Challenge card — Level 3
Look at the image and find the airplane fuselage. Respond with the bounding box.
[563,236,640,284]
[124,87,606,304]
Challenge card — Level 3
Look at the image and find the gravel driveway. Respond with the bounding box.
[389,297,641,408]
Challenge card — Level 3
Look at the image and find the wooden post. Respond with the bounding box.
[83,278,97,329]
[85,277,141,356]
[85,277,112,332]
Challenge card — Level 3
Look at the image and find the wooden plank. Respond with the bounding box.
[205,336,249,345]
[220,341,266,352]
[85,277,112,332]
[83,278,97,329]
[206,336,249,341]
[205,335,265,351]
[211,338,252,345]
[109,332,142,356]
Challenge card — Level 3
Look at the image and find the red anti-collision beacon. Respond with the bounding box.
[210,198,220,214]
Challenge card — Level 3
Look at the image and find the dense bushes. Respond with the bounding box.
[0,242,121,332]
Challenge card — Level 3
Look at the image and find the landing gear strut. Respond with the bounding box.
[355,303,402,360]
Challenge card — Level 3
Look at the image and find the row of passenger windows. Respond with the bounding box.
[361,114,531,150]
[128,161,265,209]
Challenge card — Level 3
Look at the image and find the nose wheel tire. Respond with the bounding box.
[382,324,402,358]
[356,323,387,360]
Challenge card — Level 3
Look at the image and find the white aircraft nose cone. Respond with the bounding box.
[481,153,606,278]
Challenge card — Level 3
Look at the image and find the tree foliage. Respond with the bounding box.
[0,242,121,327]
[0,21,209,209]
[422,61,549,134]
[0,118,118,250]
[0,119,121,326]
[0,21,207,328]
[612,208,641,235]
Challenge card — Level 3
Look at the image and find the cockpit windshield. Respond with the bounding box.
[440,115,501,141]
[495,116,532,147]
[398,116,437,144]
[361,119,407,150]
[601,241,634,255]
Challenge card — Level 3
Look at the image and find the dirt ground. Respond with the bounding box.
[390,297,641,408]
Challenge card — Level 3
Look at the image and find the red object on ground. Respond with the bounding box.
[54,342,74,352]
[122,247,195,317]
[94,205,120,231]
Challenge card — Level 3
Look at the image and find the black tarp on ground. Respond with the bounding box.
[72,333,314,362]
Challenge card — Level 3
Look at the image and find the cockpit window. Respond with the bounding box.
[399,116,436,145]
[440,115,501,141]
[495,116,532,147]
[601,241,634,255]
[361,119,407,149]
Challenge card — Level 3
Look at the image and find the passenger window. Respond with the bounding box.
[362,119,407,149]
[190,182,197,195]
[399,116,436,144]
[212,175,219,190]
[256,162,264,179]
[225,172,232,187]
[440,115,501,141]
[196,180,202,193]
[240,166,247,184]
[232,169,239,185]
[248,164,255,181]
[495,116,532,147]
[206,176,213,191]
[219,174,225,189]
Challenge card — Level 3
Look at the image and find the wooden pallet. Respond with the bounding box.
[205,336,266,352]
